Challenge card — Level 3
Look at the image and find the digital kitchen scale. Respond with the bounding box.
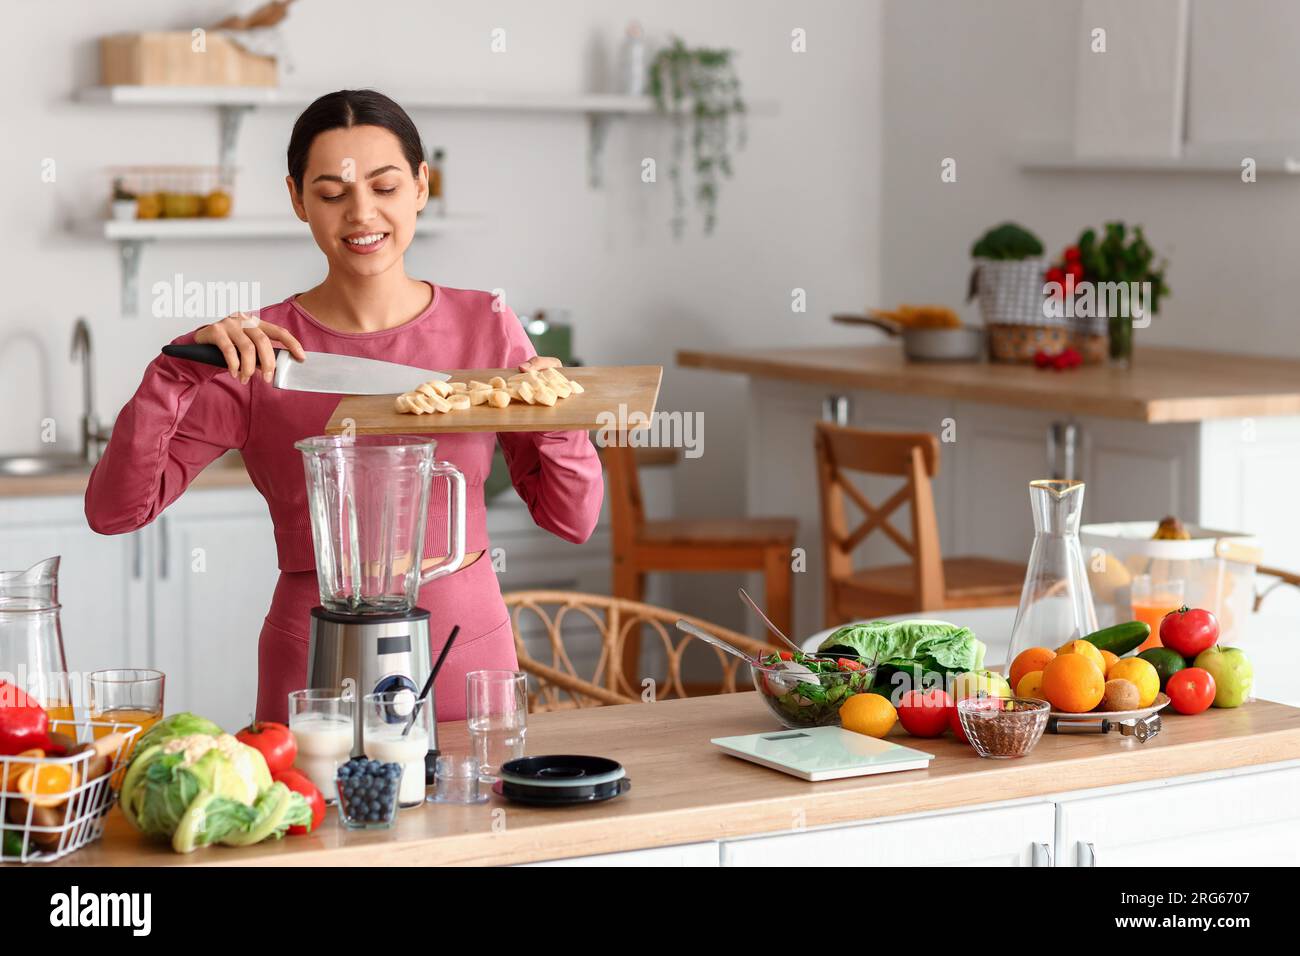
[711,727,934,781]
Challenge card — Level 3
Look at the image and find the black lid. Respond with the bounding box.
[310,605,431,626]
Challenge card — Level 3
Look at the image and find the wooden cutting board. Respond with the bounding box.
[325,364,663,435]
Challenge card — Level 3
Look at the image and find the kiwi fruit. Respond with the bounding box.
[1101,678,1141,712]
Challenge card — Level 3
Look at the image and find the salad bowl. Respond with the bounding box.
[751,651,878,728]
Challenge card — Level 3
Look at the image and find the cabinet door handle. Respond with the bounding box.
[1031,842,1053,867]
[131,531,143,580]
[158,515,169,580]
[1077,841,1097,867]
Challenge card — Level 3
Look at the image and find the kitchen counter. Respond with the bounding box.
[0,454,254,498]
[677,344,1300,423]
[63,692,1300,866]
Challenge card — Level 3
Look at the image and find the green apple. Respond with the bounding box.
[1193,646,1253,708]
[949,669,1013,701]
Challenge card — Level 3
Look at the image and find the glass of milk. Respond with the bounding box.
[288,689,355,804]
[362,690,431,808]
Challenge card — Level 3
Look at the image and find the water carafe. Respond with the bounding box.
[0,556,72,721]
[1004,480,1098,675]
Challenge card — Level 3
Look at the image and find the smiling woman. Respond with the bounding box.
[84,89,605,724]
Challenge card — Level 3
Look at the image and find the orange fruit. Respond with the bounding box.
[839,693,897,739]
[1041,653,1105,713]
[3,749,44,789]
[1107,657,1160,707]
[1056,639,1107,675]
[1010,647,1056,690]
[1016,670,1045,700]
[16,762,78,808]
[1099,649,1119,675]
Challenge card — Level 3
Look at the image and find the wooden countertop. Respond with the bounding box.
[677,344,1300,423]
[62,692,1300,867]
[0,448,679,500]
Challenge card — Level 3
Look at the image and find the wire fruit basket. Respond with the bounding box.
[1,718,141,864]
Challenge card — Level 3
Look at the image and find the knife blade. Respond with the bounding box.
[160,344,450,395]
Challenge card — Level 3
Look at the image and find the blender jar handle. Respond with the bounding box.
[420,462,466,585]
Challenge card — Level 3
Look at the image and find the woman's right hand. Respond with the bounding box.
[194,313,307,384]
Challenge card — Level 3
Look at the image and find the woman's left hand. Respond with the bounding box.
[518,356,563,373]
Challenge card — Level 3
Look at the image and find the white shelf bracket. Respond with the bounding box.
[586,112,612,189]
[218,104,254,172]
[117,239,148,317]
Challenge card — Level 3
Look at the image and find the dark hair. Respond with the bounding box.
[286,89,425,191]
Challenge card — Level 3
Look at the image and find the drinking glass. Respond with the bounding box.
[362,690,431,808]
[289,689,355,804]
[1131,575,1185,651]
[431,754,489,804]
[466,670,527,778]
[88,668,164,763]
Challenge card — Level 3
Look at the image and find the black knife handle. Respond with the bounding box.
[162,343,278,368]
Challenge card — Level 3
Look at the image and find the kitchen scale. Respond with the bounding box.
[297,435,465,767]
[711,727,934,781]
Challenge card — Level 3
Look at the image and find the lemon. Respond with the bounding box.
[1016,670,1045,700]
[1107,658,1160,707]
[839,693,897,738]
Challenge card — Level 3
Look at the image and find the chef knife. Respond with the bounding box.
[160,343,450,395]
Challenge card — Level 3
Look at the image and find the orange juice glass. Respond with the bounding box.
[88,669,165,761]
[1131,575,1184,651]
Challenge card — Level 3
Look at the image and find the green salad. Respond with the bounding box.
[755,651,875,726]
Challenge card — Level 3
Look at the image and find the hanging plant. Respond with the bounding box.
[649,37,747,237]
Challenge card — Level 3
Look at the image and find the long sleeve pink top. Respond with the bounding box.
[85,283,604,568]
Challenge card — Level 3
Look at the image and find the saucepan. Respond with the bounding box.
[833,313,985,362]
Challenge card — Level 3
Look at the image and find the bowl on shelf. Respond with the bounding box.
[957,696,1049,758]
[750,653,878,729]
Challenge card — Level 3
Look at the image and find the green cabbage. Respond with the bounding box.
[119,714,309,853]
[818,619,986,677]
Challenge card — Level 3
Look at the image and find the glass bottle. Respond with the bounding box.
[1004,480,1098,678]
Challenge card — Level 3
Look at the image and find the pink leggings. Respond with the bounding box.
[255,552,518,724]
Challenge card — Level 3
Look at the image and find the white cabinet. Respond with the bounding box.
[522,842,720,867]
[150,490,280,729]
[1055,766,1300,867]
[721,802,1056,867]
[0,495,149,682]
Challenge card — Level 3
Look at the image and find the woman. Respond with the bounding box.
[85,90,604,723]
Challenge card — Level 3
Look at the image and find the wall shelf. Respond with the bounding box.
[83,215,478,315]
[1018,142,1300,175]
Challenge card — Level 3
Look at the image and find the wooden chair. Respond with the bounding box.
[601,444,797,682]
[503,590,780,713]
[814,422,1024,627]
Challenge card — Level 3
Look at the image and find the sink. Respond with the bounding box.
[0,454,91,478]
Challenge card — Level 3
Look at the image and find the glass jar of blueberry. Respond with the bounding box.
[335,757,403,829]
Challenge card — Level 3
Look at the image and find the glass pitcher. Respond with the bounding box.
[0,556,73,721]
[1004,480,1098,677]
[296,435,465,614]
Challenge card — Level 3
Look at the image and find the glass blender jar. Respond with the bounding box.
[296,434,465,760]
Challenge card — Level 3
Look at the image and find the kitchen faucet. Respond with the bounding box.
[70,317,112,465]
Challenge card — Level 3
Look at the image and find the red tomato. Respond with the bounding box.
[896,688,952,738]
[1159,607,1220,658]
[946,704,970,743]
[274,767,325,835]
[836,658,865,672]
[236,720,297,775]
[1064,245,1081,263]
[1166,667,1216,715]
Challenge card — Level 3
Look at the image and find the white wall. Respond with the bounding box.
[880,0,1300,359]
[0,0,880,633]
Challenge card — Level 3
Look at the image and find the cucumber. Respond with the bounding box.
[1082,621,1150,657]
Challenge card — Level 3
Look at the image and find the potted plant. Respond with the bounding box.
[1067,222,1169,367]
[650,37,746,237]
[110,178,138,220]
[1045,222,1170,369]
[967,222,1054,362]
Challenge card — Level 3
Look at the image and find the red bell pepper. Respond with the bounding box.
[0,681,52,756]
